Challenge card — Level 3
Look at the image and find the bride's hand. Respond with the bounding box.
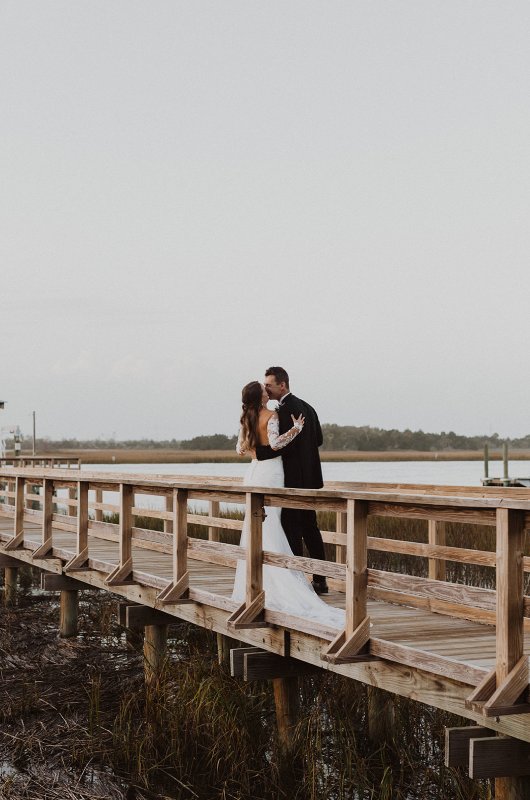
[291,413,305,431]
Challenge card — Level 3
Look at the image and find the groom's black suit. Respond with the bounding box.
[255,393,326,583]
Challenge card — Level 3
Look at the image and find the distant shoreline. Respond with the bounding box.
[20,448,530,464]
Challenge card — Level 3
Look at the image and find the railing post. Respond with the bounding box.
[164,493,173,534]
[5,476,26,550]
[65,481,89,571]
[346,498,368,637]
[335,510,347,565]
[208,499,220,542]
[495,508,524,684]
[428,520,446,581]
[246,491,264,606]
[494,508,527,800]
[33,478,54,558]
[157,488,190,603]
[323,498,370,662]
[105,483,134,585]
[227,491,266,629]
[94,488,103,522]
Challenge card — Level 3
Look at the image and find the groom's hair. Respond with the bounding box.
[265,366,289,388]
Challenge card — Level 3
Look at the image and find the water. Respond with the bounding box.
[85,459,530,486]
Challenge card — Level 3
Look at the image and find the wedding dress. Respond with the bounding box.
[232,415,345,630]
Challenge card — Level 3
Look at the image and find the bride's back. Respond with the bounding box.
[257,410,275,446]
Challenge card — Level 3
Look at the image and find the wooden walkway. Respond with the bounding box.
[2,466,530,750]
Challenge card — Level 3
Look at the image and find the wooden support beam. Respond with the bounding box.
[0,554,21,568]
[273,676,299,755]
[227,492,268,629]
[4,476,26,550]
[323,499,370,664]
[32,478,54,558]
[483,656,530,717]
[230,647,265,678]
[496,509,525,684]
[94,488,103,522]
[216,633,240,667]
[428,519,446,581]
[41,573,86,591]
[367,686,395,746]
[445,726,496,768]
[59,590,78,638]
[465,669,497,711]
[122,604,177,630]
[470,736,530,779]
[157,489,191,603]
[64,481,90,571]
[3,566,18,606]
[335,510,347,565]
[208,499,220,542]
[143,624,168,685]
[346,498,368,635]
[106,483,134,586]
[164,494,173,534]
[243,650,320,682]
[322,617,372,663]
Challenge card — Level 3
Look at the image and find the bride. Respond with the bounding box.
[232,380,345,629]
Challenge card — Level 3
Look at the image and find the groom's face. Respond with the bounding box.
[264,375,286,400]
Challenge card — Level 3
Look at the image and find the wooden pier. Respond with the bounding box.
[2,466,530,796]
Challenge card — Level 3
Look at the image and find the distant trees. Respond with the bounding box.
[10,428,530,453]
[319,425,529,451]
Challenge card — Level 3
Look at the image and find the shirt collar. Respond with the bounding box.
[279,392,291,406]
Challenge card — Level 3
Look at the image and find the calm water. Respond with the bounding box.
[87,459,530,486]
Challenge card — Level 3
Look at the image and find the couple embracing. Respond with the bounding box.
[233,366,344,629]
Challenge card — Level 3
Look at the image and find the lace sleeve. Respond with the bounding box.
[267,414,303,451]
[236,426,247,456]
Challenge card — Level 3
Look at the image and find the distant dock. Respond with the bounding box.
[481,442,530,487]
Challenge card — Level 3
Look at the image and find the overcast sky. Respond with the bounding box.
[2,1,530,441]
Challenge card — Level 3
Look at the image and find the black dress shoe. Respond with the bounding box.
[311,580,329,595]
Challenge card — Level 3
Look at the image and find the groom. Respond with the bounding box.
[255,366,328,594]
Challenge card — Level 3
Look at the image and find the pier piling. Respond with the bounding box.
[59,589,79,637]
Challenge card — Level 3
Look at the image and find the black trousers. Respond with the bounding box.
[281,507,326,583]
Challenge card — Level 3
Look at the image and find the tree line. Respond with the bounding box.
[16,426,530,452]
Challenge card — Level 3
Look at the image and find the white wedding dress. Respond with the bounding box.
[232,415,345,630]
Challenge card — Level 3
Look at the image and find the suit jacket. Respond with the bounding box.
[255,394,323,489]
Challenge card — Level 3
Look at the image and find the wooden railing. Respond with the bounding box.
[1,467,530,710]
[0,457,80,469]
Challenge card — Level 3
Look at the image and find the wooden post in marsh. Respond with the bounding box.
[273,675,299,756]
[494,508,528,800]
[484,444,489,479]
[144,624,169,685]
[367,686,395,746]
[3,566,18,606]
[59,590,78,637]
[428,520,446,582]
[503,442,510,482]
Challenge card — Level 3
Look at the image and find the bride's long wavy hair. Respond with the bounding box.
[240,381,263,451]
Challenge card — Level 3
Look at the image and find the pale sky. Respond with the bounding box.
[2,1,529,441]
